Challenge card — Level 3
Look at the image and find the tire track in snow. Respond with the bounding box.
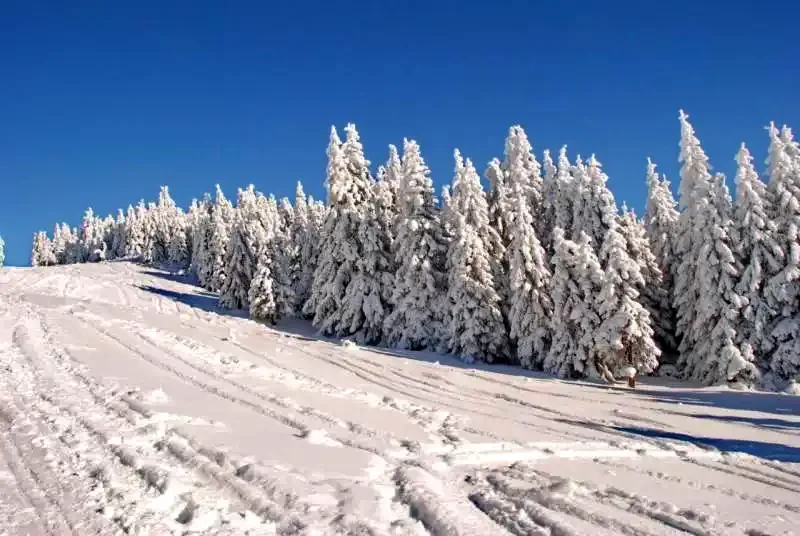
[10,310,281,534]
[233,330,590,446]
[0,409,62,536]
[73,312,394,461]
[472,465,716,536]
[593,458,800,515]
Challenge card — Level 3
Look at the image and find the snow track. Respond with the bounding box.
[1,262,800,534]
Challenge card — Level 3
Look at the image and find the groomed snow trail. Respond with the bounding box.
[1,262,799,535]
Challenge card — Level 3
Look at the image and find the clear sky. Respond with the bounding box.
[1,1,798,266]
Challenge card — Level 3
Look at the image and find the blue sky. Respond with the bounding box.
[1,1,798,266]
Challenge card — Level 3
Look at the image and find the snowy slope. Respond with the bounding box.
[1,261,799,535]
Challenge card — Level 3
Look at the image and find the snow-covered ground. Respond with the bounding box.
[1,262,799,535]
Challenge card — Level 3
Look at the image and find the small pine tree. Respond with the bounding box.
[0,235,4,267]
[249,244,278,323]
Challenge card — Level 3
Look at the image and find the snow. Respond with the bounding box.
[1,261,799,535]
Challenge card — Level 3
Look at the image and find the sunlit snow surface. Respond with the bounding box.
[1,261,799,535]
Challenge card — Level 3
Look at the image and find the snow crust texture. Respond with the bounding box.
[1,262,799,535]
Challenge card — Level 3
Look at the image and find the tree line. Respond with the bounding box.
[29,112,800,391]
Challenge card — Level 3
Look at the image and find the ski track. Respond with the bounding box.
[1,261,800,535]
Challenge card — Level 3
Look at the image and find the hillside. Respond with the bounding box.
[1,261,799,535]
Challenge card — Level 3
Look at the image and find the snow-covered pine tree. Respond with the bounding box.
[445,151,508,362]
[764,123,800,385]
[619,205,676,359]
[595,216,660,378]
[571,155,618,248]
[694,173,756,383]
[544,229,605,379]
[52,223,67,265]
[31,232,45,267]
[268,196,296,320]
[82,208,106,262]
[502,125,544,229]
[506,175,553,368]
[732,143,783,363]
[124,204,141,259]
[0,235,4,266]
[219,186,262,310]
[644,158,680,358]
[553,146,575,242]
[486,158,511,249]
[207,199,230,292]
[64,226,83,264]
[540,148,558,252]
[320,124,391,342]
[189,196,212,285]
[110,209,127,259]
[291,182,314,314]
[384,138,449,351]
[305,125,372,337]
[140,202,158,263]
[376,144,402,238]
[673,111,707,367]
[675,111,755,385]
[249,242,278,323]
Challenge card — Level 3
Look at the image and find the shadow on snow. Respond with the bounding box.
[614,425,800,463]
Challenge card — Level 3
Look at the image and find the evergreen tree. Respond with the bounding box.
[219,186,263,310]
[338,125,393,342]
[506,177,553,368]
[31,232,45,267]
[306,124,387,341]
[111,209,127,259]
[644,158,680,354]
[553,146,575,241]
[189,196,213,285]
[445,151,508,362]
[376,144,402,239]
[206,185,233,291]
[733,143,783,361]
[52,223,67,265]
[544,229,605,379]
[124,204,142,259]
[675,111,755,384]
[291,182,315,314]
[765,123,800,384]
[502,125,544,229]
[595,218,660,377]
[384,138,448,351]
[619,205,676,358]
[540,148,558,252]
[249,243,278,323]
[571,155,617,248]
[0,235,4,267]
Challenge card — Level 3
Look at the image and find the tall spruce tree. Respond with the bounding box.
[506,176,553,368]
[733,143,783,362]
[445,151,508,362]
[765,123,800,385]
[384,139,449,351]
